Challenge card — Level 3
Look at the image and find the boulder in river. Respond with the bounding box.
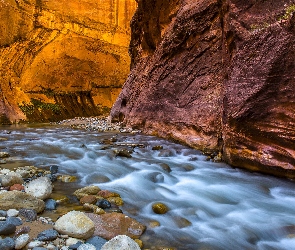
[86,213,146,240]
[54,211,95,239]
[0,191,45,213]
[24,177,52,200]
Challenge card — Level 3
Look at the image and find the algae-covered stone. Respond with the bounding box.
[74,186,101,199]
[152,203,169,214]
[0,191,45,213]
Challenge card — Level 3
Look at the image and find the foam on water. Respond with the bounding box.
[1,124,295,249]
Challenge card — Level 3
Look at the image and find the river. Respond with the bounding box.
[1,124,295,250]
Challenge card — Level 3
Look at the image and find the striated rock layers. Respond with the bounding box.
[0,0,137,123]
[111,0,295,177]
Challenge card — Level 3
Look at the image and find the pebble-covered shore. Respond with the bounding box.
[0,117,172,250]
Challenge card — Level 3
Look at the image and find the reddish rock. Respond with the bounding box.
[86,212,146,240]
[9,184,25,191]
[80,195,97,205]
[111,0,295,177]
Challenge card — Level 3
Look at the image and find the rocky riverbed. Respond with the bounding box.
[0,117,165,250]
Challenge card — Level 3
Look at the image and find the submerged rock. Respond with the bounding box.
[152,203,169,214]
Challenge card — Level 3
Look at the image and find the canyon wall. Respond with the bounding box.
[0,0,137,123]
[111,0,295,177]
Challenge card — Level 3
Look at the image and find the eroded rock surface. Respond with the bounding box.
[111,0,295,176]
[0,0,137,123]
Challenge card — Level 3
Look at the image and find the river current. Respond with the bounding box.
[1,124,295,250]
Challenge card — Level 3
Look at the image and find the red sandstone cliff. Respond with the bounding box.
[111,0,295,177]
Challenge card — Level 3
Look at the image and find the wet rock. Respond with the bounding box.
[6,216,22,226]
[97,190,120,199]
[58,175,77,183]
[0,221,16,235]
[25,177,52,200]
[0,173,24,187]
[114,148,132,158]
[19,208,38,221]
[0,152,10,158]
[45,199,57,210]
[85,174,110,184]
[101,235,140,250]
[148,220,161,228]
[15,234,30,249]
[74,186,101,200]
[9,184,24,191]
[158,150,175,157]
[49,165,59,174]
[83,203,105,215]
[86,236,107,249]
[0,237,15,250]
[107,197,124,206]
[77,243,96,250]
[152,145,163,150]
[152,203,169,214]
[54,211,95,239]
[86,213,146,240]
[7,208,19,217]
[96,199,111,209]
[80,195,97,205]
[37,229,59,241]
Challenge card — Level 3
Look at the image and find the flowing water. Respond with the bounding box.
[1,124,295,250]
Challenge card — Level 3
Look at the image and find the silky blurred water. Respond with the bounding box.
[1,124,295,250]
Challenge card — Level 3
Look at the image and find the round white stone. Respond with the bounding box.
[25,176,52,200]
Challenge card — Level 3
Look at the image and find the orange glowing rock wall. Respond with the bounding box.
[0,0,137,123]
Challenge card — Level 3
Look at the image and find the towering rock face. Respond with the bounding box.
[111,0,295,177]
[0,0,137,123]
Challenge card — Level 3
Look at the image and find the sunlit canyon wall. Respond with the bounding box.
[0,0,137,122]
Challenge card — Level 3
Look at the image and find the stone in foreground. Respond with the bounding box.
[54,211,95,239]
[101,235,140,250]
[86,213,146,240]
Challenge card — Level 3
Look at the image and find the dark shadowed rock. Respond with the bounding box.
[0,222,16,235]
